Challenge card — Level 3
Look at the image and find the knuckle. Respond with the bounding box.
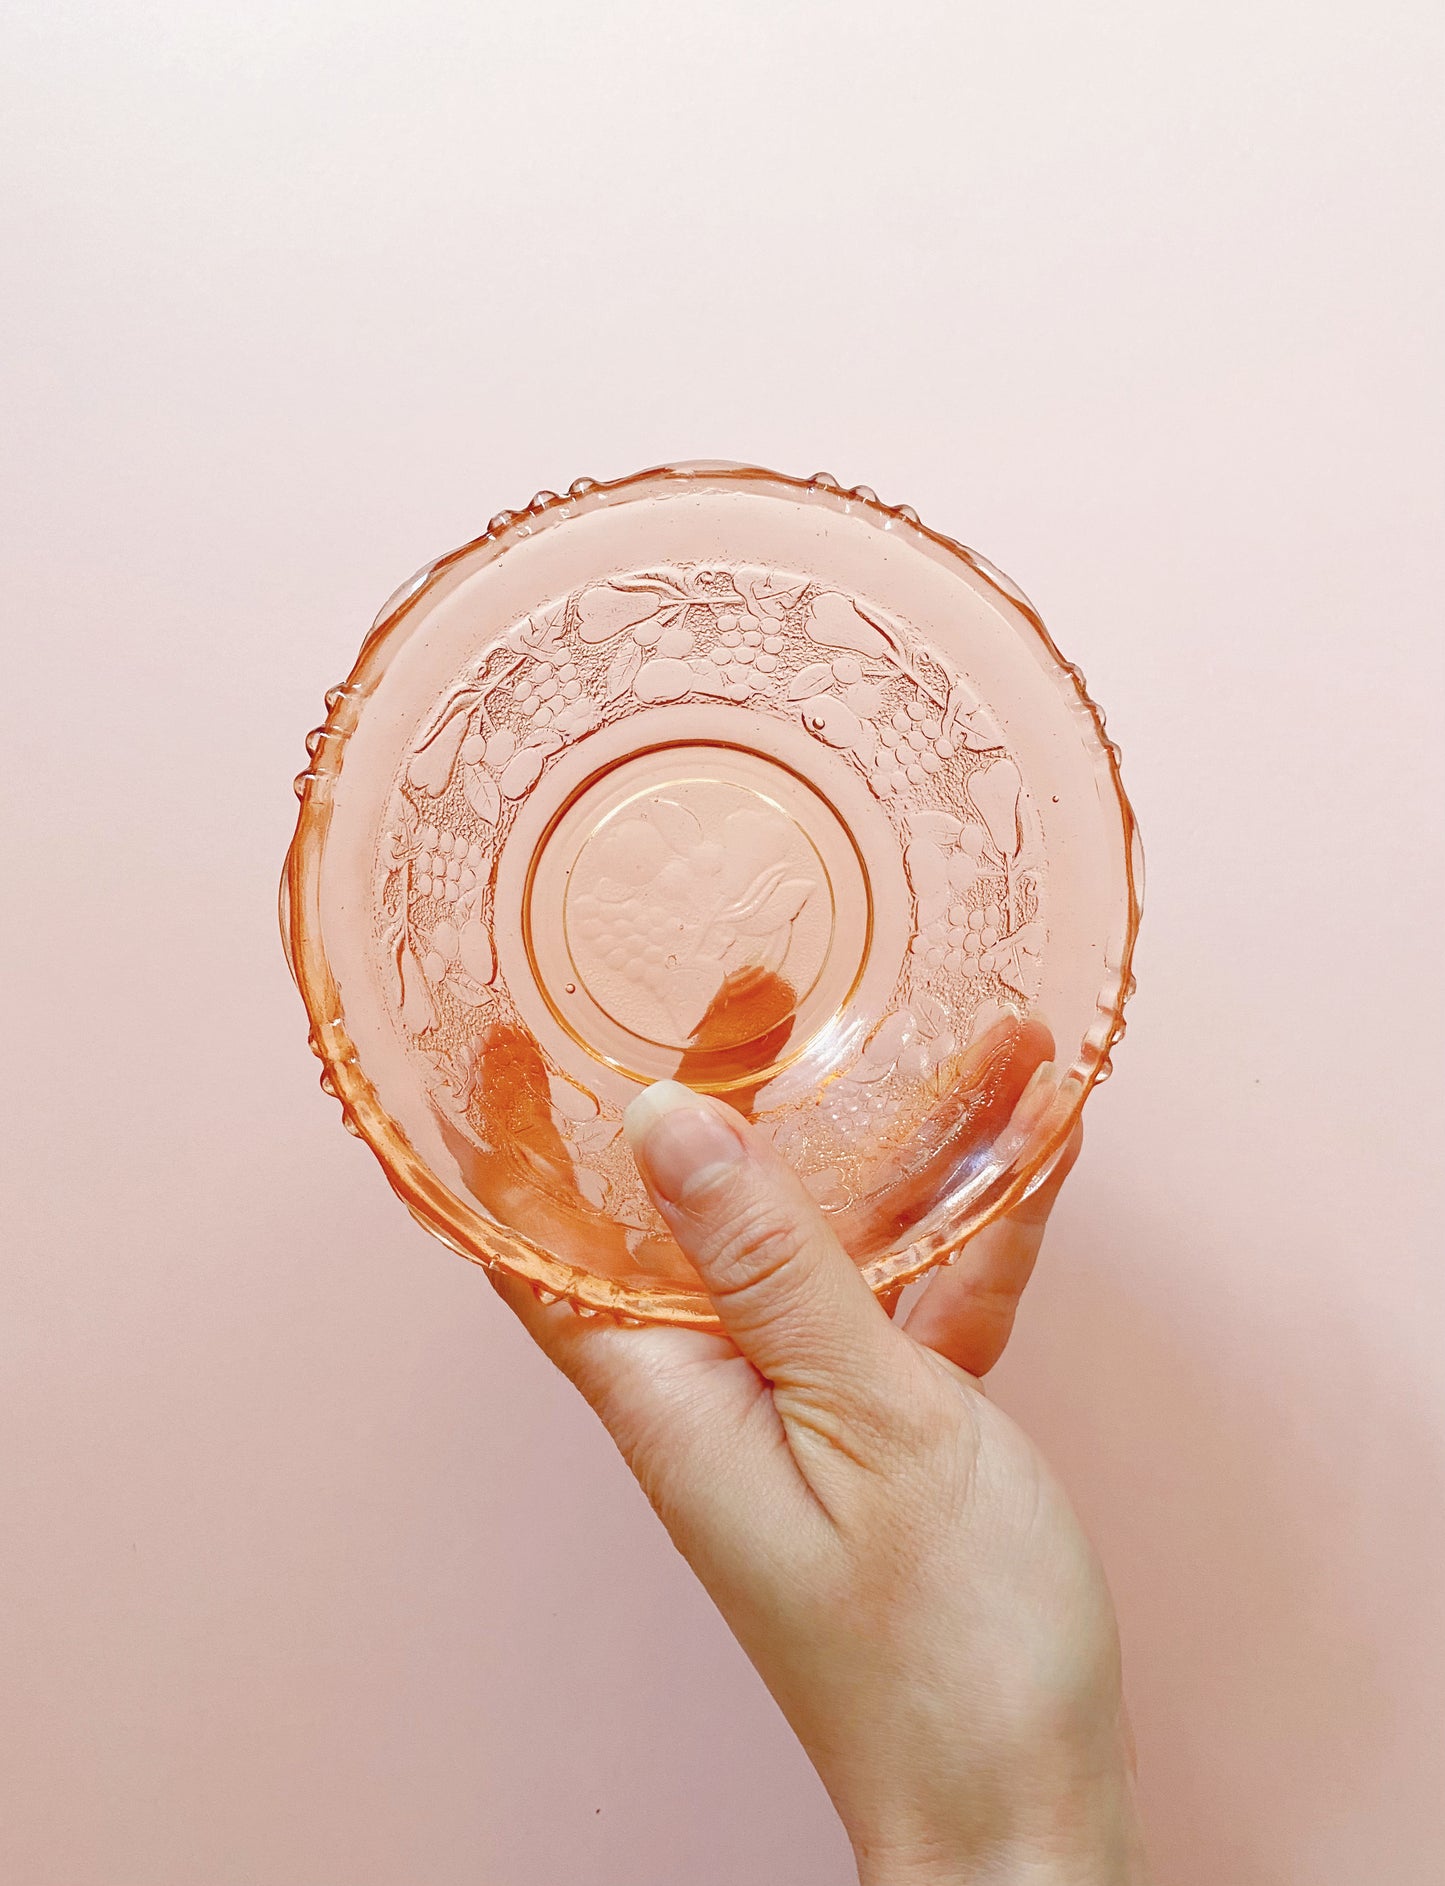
[704,1194,812,1306]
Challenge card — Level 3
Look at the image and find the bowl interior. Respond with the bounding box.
[285,466,1140,1323]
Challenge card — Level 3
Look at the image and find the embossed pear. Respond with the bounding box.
[969,757,1023,860]
[457,917,495,986]
[796,692,876,764]
[397,942,435,1035]
[574,584,661,644]
[498,746,547,800]
[805,591,890,659]
[406,707,469,797]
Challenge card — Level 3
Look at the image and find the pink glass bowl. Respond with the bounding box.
[281,464,1142,1325]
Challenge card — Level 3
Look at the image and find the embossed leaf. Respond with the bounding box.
[786,661,835,701]
[448,970,492,1007]
[612,567,690,599]
[499,746,547,799]
[941,677,980,733]
[955,711,1002,753]
[548,1074,599,1123]
[688,668,743,701]
[431,920,460,963]
[733,877,812,938]
[571,1118,622,1158]
[913,991,951,1040]
[1011,920,1046,955]
[969,758,1023,858]
[750,928,786,973]
[904,839,948,900]
[907,810,963,848]
[804,592,890,658]
[398,943,436,1034]
[605,638,644,701]
[632,657,697,704]
[722,859,787,923]
[902,1029,959,1080]
[506,611,564,654]
[996,947,1042,999]
[464,764,502,824]
[744,571,810,619]
[407,707,469,797]
[574,584,663,644]
[646,798,704,853]
[862,1009,915,1070]
[457,916,495,986]
[848,1021,904,1083]
[928,1031,958,1071]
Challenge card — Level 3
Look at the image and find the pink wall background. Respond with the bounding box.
[3,4,1441,1881]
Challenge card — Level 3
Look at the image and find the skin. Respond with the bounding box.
[491,1085,1149,1885]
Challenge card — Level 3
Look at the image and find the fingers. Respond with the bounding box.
[623,1082,902,1403]
[485,1262,619,1387]
[903,1123,1082,1375]
[828,1015,1054,1257]
[485,1260,813,1561]
[485,1261,749,1451]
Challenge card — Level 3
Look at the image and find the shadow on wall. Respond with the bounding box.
[992,1188,1445,1886]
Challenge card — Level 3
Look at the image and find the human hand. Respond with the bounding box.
[492,1088,1147,1885]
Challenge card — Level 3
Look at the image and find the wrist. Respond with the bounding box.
[850,1748,1148,1886]
[857,1825,1147,1886]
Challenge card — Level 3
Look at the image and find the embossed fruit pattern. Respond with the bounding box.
[567,794,821,1045]
[375,564,1046,1231]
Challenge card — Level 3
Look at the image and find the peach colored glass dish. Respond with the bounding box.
[281,464,1141,1326]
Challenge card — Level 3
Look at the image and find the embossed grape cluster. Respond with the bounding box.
[948,900,1006,977]
[832,1082,903,1140]
[568,891,684,991]
[912,897,1006,977]
[415,825,482,905]
[704,610,786,689]
[872,699,959,796]
[509,655,586,730]
[771,1082,904,1172]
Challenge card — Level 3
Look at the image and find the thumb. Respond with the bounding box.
[623,1082,902,1401]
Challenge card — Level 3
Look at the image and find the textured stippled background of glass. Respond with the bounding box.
[2,5,1441,1885]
